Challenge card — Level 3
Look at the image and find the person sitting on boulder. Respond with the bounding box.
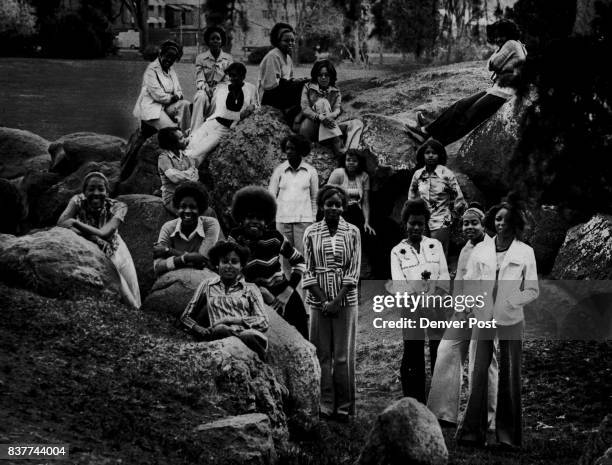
[257,23,308,123]
[153,182,221,276]
[58,171,141,309]
[404,19,527,146]
[298,60,364,157]
[228,186,309,339]
[133,40,191,135]
[178,240,269,360]
[186,62,259,167]
[190,26,233,132]
[408,139,466,257]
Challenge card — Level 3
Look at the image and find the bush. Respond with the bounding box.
[247,46,272,64]
[298,46,317,63]
[142,44,159,62]
[0,0,36,56]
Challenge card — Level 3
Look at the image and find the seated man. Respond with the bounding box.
[177,241,269,360]
[153,182,220,276]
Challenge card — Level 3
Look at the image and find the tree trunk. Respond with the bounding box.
[379,42,384,65]
[353,25,361,65]
[138,1,149,51]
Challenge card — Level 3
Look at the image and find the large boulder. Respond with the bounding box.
[579,414,612,465]
[49,132,126,176]
[17,170,63,228]
[116,131,163,196]
[0,283,288,463]
[0,178,27,234]
[357,397,448,465]
[552,214,612,279]
[0,227,122,300]
[30,161,120,227]
[195,414,277,465]
[116,194,175,297]
[455,94,534,198]
[0,127,51,179]
[142,268,216,316]
[523,207,572,275]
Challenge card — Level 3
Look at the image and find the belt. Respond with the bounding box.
[314,266,343,275]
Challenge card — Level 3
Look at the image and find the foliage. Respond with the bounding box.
[387,0,439,58]
[297,45,316,63]
[0,0,36,55]
[247,46,273,64]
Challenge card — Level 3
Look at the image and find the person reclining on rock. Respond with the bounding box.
[404,19,527,146]
[186,62,258,167]
[153,182,220,276]
[177,240,269,360]
[228,186,309,339]
[57,171,141,309]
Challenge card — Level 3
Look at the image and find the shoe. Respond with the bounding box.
[404,123,427,144]
[416,111,428,127]
[438,419,457,429]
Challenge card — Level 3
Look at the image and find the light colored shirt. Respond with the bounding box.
[133,58,183,121]
[300,82,341,121]
[157,150,199,206]
[269,160,319,223]
[486,40,527,99]
[303,218,361,310]
[408,165,464,232]
[207,82,259,126]
[453,234,493,297]
[194,49,233,90]
[257,47,293,102]
[327,168,370,207]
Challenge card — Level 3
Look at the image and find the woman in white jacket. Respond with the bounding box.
[457,195,538,449]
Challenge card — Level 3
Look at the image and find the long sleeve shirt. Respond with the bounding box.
[302,218,361,310]
[408,165,465,232]
[269,161,319,223]
[487,39,527,98]
[133,58,183,121]
[194,50,233,90]
[300,83,342,121]
[257,47,293,102]
[157,150,199,206]
[207,81,259,126]
[179,275,269,337]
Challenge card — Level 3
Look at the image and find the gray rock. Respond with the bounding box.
[0,127,50,179]
[552,214,612,280]
[357,397,448,465]
[579,414,612,465]
[0,227,122,300]
[116,194,175,297]
[195,413,277,465]
[49,132,126,176]
[116,132,163,196]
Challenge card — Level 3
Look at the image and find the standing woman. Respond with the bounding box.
[408,139,466,256]
[133,40,191,133]
[457,194,538,449]
[389,199,450,403]
[258,23,307,122]
[190,27,233,132]
[57,172,141,309]
[303,185,361,421]
[299,60,364,156]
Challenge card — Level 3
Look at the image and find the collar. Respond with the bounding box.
[282,160,308,172]
[153,58,171,74]
[208,274,246,289]
[166,149,186,161]
[200,49,230,61]
[417,165,446,178]
[307,82,339,94]
[171,217,206,240]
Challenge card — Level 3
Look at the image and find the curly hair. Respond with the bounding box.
[231,186,277,224]
[172,182,209,212]
[415,139,447,167]
[487,19,521,43]
[159,40,183,61]
[401,198,431,225]
[339,149,368,174]
[157,127,181,150]
[310,59,337,87]
[270,22,294,47]
[483,192,526,239]
[209,240,250,267]
[203,26,227,46]
[317,185,348,210]
[281,134,311,157]
[225,62,247,79]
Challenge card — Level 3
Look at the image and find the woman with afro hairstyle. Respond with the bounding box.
[408,139,466,257]
[303,185,361,421]
[228,185,309,338]
[190,26,234,132]
[153,182,221,276]
[457,193,538,449]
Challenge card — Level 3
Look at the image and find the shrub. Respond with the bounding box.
[247,46,272,64]
[298,46,317,63]
[142,44,159,62]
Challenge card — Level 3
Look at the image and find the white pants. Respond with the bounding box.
[145,100,191,133]
[185,118,230,167]
[190,89,215,132]
[111,236,141,310]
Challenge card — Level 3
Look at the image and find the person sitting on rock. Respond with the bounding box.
[57,171,141,309]
[190,26,233,132]
[228,186,309,339]
[298,59,364,157]
[186,62,258,167]
[404,19,527,146]
[178,240,269,361]
[153,182,220,276]
[408,139,466,257]
[133,40,191,135]
[257,23,308,123]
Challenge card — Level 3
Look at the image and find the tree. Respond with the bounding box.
[369,0,392,64]
[0,0,36,55]
[120,0,148,51]
[383,0,439,59]
[331,0,366,65]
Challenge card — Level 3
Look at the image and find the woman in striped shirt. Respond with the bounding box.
[303,185,361,422]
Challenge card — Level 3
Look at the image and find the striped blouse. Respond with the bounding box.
[302,218,362,310]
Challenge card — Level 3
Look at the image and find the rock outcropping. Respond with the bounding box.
[49,132,125,176]
[0,127,50,179]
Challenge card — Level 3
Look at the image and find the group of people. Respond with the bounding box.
[56,17,538,452]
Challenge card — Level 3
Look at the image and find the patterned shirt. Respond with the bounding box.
[157,150,199,206]
[228,227,305,295]
[269,161,319,223]
[69,193,127,257]
[194,50,233,90]
[302,218,361,310]
[408,165,464,231]
[327,168,370,207]
[179,275,269,335]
